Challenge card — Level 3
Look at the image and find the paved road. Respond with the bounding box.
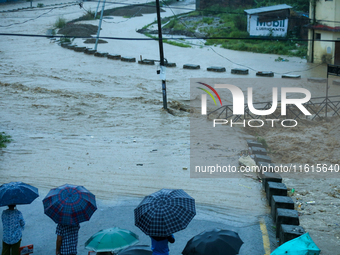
[0,194,277,255]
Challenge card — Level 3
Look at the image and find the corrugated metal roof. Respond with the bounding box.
[244,4,292,15]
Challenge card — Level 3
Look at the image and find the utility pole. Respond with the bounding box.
[94,0,101,19]
[94,0,106,51]
[155,0,167,110]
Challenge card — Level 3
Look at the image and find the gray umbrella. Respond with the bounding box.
[117,245,152,255]
[134,189,196,237]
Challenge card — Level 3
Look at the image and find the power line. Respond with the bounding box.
[1,32,339,43]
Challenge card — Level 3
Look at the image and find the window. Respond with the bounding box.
[315,33,321,40]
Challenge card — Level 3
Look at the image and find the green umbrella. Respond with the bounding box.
[85,227,139,253]
[270,233,321,255]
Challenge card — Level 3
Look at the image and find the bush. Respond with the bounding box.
[0,132,12,148]
[55,17,66,29]
[232,14,247,31]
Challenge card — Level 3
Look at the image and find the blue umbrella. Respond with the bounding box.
[0,182,39,207]
[43,184,97,225]
[270,233,321,255]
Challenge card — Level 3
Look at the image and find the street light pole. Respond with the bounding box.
[155,0,167,110]
[94,0,106,51]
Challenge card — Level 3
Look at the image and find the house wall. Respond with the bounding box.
[307,0,340,63]
[310,30,340,64]
[311,0,340,27]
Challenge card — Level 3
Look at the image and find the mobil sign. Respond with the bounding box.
[248,15,288,37]
[245,4,291,37]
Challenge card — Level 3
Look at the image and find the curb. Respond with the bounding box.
[245,139,306,246]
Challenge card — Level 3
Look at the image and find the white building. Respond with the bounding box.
[307,0,340,64]
[244,4,292,37]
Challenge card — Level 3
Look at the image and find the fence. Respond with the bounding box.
[207,95,340,121]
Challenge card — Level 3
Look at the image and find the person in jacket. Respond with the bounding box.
[1,204,25,255]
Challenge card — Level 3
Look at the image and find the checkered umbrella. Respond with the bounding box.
[134,189,196,237]
[43,184,97,226]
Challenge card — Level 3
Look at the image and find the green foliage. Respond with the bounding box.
[37,3,44,8]
[81,10,98,20]
[60,36,72,43]
[257,136,268,149]
[163,39,191,48]
[0,132,12,148]
[54,17,66,29]
[254,0,309,12]
[202,17,214,25]
[232,14,247,31]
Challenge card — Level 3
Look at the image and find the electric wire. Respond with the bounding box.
[0,3,79,27]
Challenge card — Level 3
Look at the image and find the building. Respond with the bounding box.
[307,0,340,64]
[244,4,292,37]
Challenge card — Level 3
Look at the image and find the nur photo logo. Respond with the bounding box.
[197,82,312,128]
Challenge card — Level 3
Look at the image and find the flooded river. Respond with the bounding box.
[0,0,334,226]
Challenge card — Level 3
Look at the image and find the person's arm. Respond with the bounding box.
[19,211,25,230]
[56,235,62,255]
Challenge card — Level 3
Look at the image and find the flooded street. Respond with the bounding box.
[1,0,339,254]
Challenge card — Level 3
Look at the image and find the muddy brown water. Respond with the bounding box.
[1,0,338,228]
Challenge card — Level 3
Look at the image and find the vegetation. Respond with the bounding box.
[144,33,191,48]
[54,17,66,29]
[257,136,268,150]
[157,6,308,58]
[254,0,309,12]
[37,3,44,8]
[0,132,12,148]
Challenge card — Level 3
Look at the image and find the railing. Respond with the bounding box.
[207,95,340,121]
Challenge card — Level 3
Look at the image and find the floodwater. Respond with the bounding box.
[0,0,334,226]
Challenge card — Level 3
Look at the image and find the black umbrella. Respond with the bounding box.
[117,245,152,255]
[134,189,196,237]
[182,228,243,255]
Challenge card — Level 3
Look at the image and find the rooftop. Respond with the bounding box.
[244,4,292,15]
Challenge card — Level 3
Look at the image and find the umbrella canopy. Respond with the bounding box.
[117,245,152,255]
[0,182,39,207]
[43,184,97,225]
[85,227,139,253]
[134,189,196,237]
[270,233,321,255]
[182,228,244,255]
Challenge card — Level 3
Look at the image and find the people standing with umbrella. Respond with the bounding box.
[150,235,175,255]
[0,181,39,255]
[56,224,80,255]
[1,204,25,255]
[134,189,196,255]
[43,184,97,255]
